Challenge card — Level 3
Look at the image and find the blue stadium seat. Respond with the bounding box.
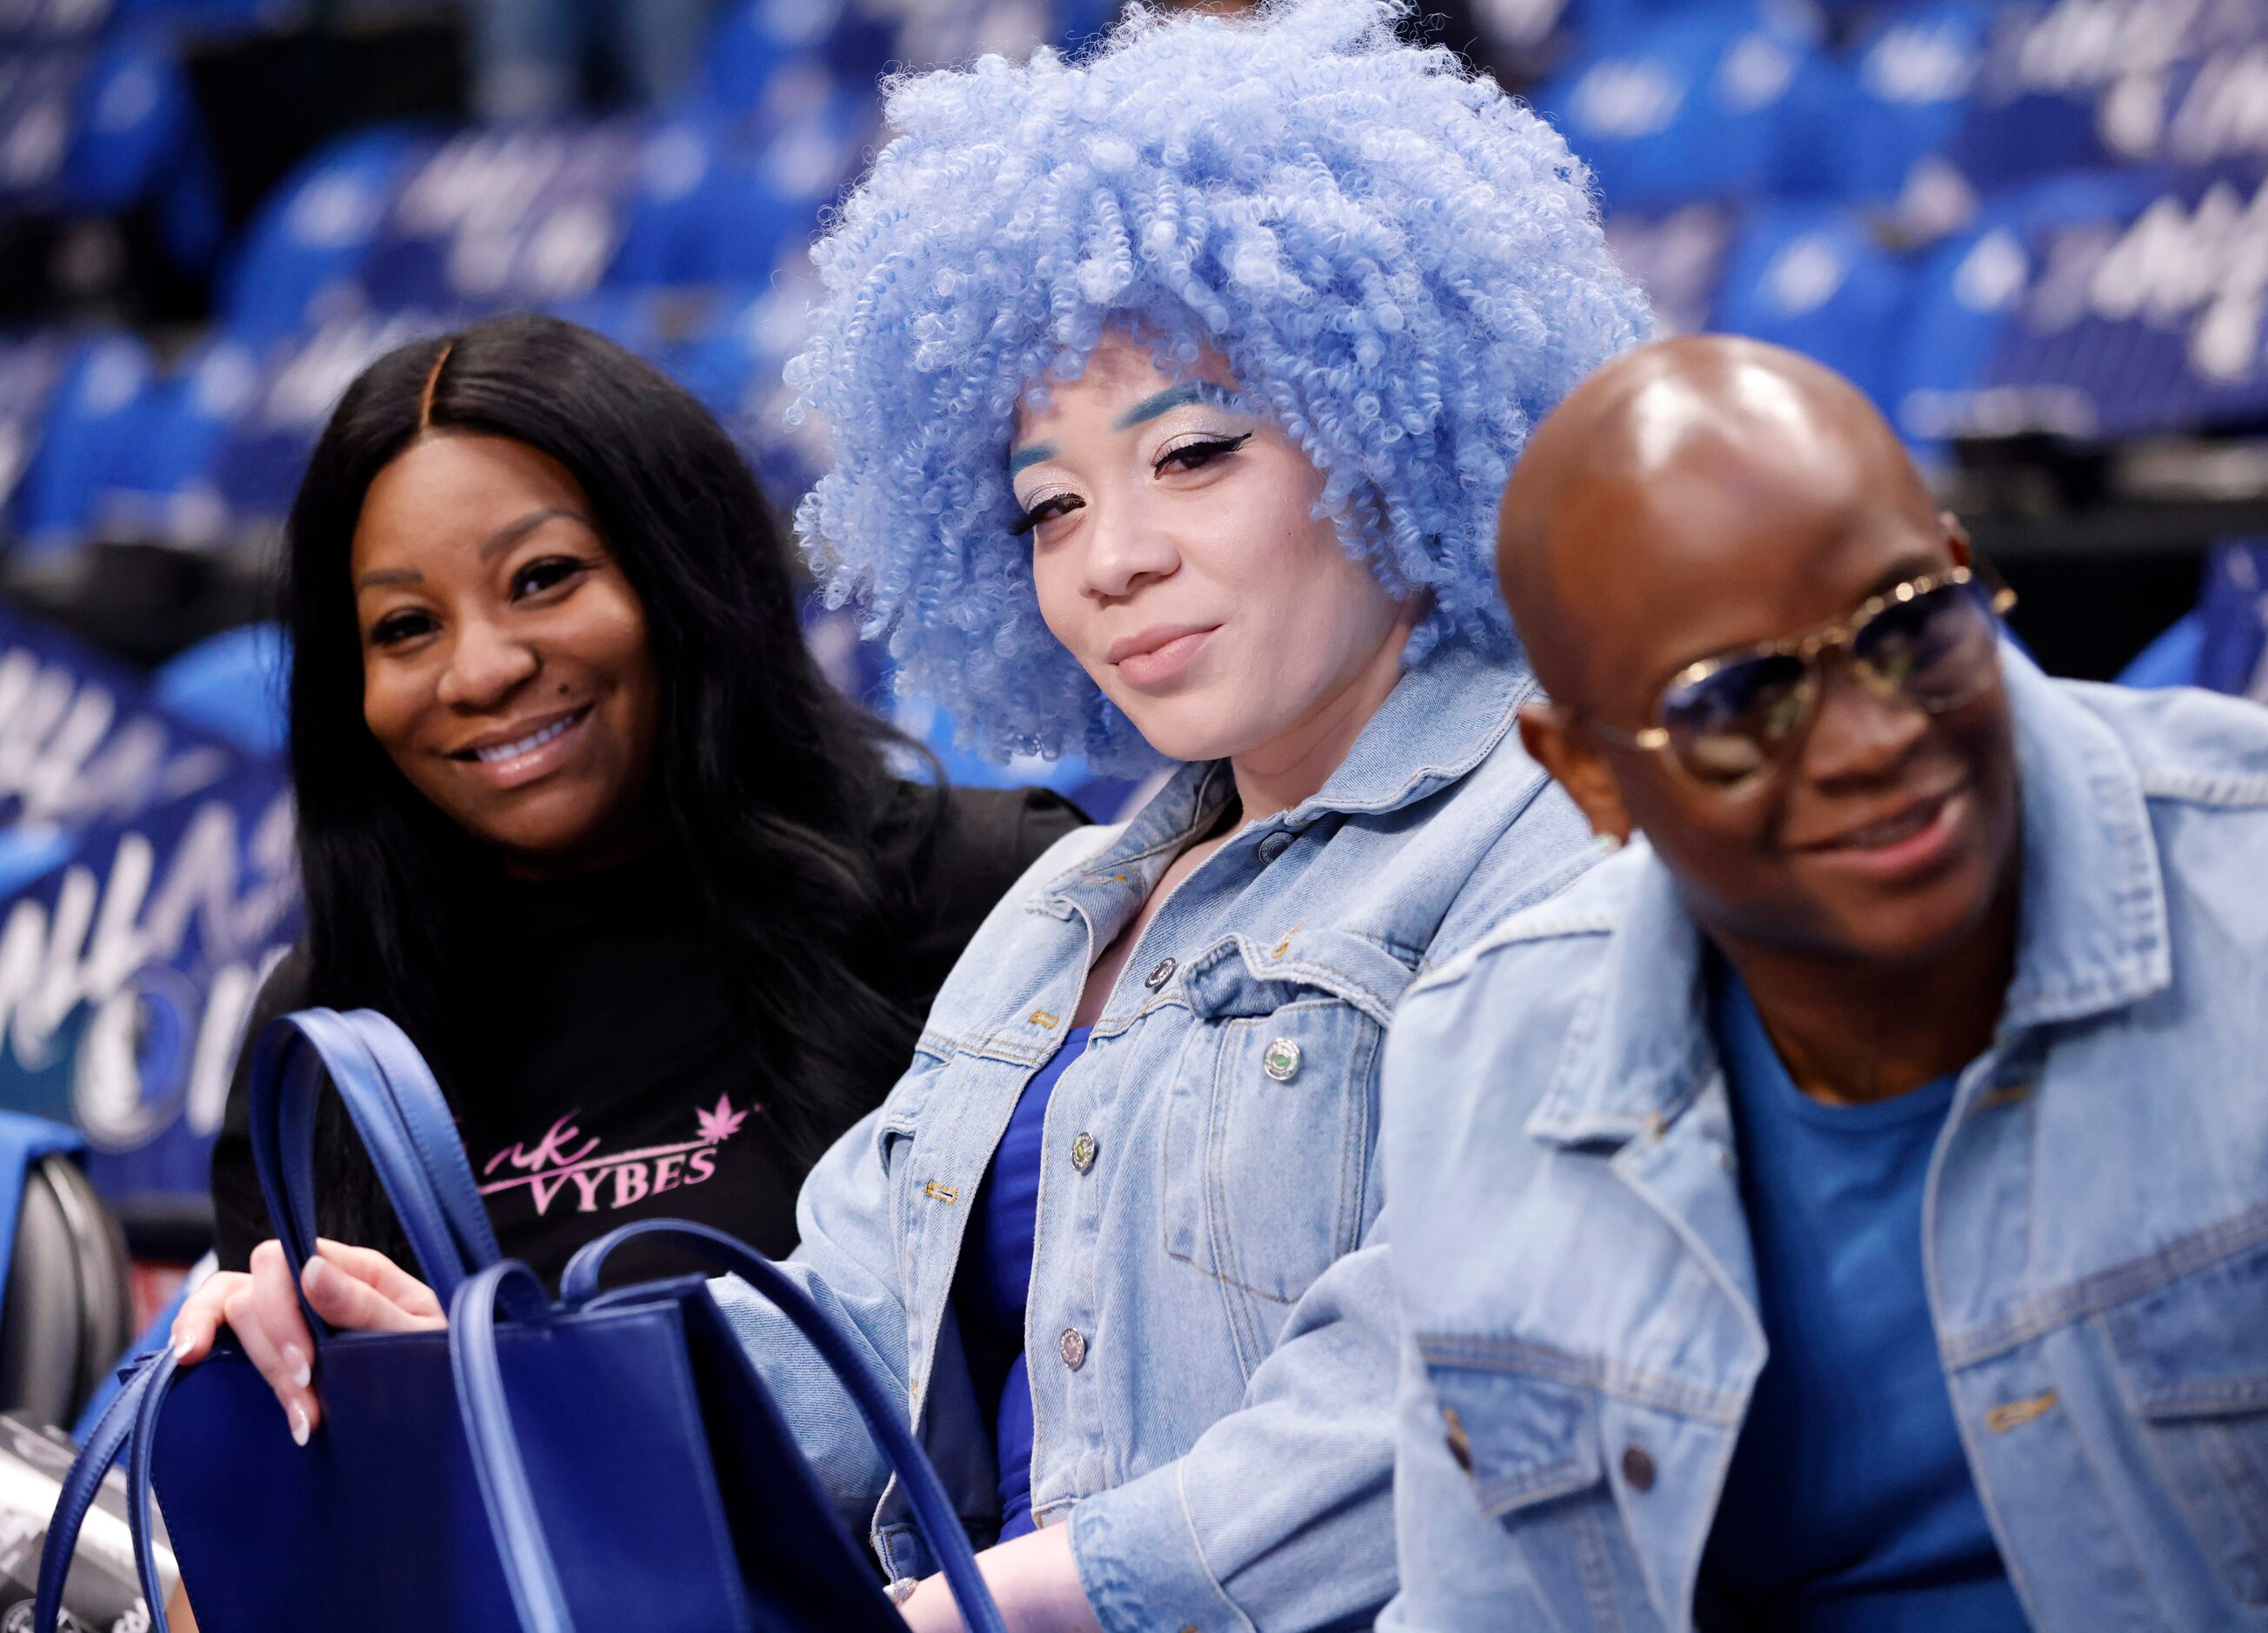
[1791,0,2000,211]
[2191,539,2268,698]
[96,330,259,545]
[606,85,863,290]
[1891,169,2161,450]
[152,622,288,757]
[11,330,157,556]
[0,39,215,273]
[1533,2,1826,213]
[2118,542,2268,697]
[218,125,435,346]
[700,0,892,115]
[1911,0,2268,198]
[1710,201,1915,414]
[1963,167,2268,442]
[354,121,646,316]
[63,36,223,268]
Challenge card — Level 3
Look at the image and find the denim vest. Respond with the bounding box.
[1377,653,2268,1632]
[712,642,1597,1633]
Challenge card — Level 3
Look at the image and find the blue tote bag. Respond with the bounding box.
[37,1008,1005,1633]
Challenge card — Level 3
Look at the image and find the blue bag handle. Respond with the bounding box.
[40,1007,509,1633]
[35,1346,183,1633]
[248,1008,501,1314]
[457,1220,1010,1633]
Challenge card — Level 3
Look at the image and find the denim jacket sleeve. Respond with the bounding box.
[1069,1220,1402,1633]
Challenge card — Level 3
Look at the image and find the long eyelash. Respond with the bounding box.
[1010,495,1082,537]
[1153,431,1251,473]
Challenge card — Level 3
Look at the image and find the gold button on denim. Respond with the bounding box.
[1071,1131,1097,1173]
[1262,1037,1301,1082]
[1059,1328,1088,1370]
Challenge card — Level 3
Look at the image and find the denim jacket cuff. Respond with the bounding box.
[1068,1460,1251,1633]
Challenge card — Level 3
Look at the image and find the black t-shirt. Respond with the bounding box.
[209,783,1086,1286]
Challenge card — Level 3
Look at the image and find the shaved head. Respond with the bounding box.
[1499,335,1941,713]
[1498,333,2022,996]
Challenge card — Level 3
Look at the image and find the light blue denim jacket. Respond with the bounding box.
[1377,652,2268,1632]
[714,643,1596,1632]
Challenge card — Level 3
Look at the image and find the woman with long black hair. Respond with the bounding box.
[182,316,1084,1423]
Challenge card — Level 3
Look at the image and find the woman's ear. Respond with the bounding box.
[1518,701,1634,846]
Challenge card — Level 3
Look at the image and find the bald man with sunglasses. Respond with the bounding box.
[1377,337,2268,1633]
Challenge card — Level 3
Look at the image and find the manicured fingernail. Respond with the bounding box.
[290,1402,310,1447]
[284,1343,311,1390]
[173,1336,194,1361]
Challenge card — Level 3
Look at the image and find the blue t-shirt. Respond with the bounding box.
[1698,970,2025,1633]
[952,1025,1091,1543]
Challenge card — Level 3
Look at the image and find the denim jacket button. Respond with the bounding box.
[1258,830,1293,863]
[1620,1443,1656,1492]
[1070,1131,1097,1173]
[1262,1037,1302,1082]
[1144,956,1177,990]
[1059,1328,1088,1370]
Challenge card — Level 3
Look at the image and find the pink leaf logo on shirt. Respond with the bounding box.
[478,1095,757,1217]
[695,1095,747,1145]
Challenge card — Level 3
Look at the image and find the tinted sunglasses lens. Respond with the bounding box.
[1854,581,1999,706]
[1660,652,1813,784]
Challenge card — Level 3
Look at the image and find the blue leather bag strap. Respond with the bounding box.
[348,1008,499,1266]
[557,1219,1010,1633]
[34,1350,178,1633]
[247,1009,497,1310]
[123,1348,186,1631]
[450,1261,573,1633]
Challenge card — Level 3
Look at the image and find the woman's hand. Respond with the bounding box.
[167,1239,444,1443]
[897,1525,1101,1633]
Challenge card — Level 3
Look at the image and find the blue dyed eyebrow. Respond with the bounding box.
[1009,383,1244,472]
[1112,381,1242,430]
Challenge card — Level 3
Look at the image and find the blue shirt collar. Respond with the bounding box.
[1528,647,2172,1146]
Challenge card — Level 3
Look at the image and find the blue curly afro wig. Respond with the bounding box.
[789,0,1651,771]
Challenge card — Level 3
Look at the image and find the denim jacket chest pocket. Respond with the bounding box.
[1160,929,1412,1363]
[1419,1355,1667,1631]
[2096,1230,2268,1607]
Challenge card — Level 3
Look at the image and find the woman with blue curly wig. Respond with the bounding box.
[730,1,1649,1627]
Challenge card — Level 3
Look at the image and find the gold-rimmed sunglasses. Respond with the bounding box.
[1584,563,2017,790]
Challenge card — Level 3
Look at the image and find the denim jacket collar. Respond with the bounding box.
[1527,647,2173,1148]
[1037,640,1532,923]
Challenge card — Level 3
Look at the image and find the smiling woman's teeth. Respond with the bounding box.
[475,716,573,764]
